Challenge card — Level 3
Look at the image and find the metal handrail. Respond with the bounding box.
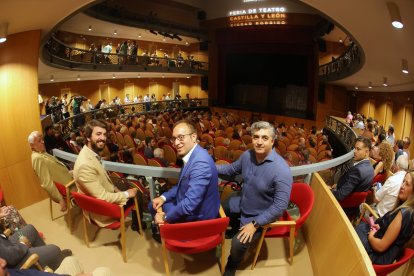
[318,42,363,82]
[52,116,357,198]
[44,36,208,73]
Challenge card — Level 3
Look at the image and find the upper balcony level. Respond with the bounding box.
[42,35,209,75]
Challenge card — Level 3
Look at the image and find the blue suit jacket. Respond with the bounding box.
[333,159,374,200]
[162,144,220,223]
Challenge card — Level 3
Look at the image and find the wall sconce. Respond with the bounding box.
[387,2,404,29]
[0,22,8,43]
[402,59,409,74]
[382,77,388,87]
[368,81,373,89]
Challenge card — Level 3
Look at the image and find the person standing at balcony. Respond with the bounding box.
[331,136,374,200]
[143,93,151,111]
[102,42,112,64]
[120,41,128,64]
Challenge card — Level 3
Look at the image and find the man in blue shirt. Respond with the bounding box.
[217,121,292,276]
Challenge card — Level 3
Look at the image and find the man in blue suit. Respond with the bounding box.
[151,120,220,225]
[331,136,374,200]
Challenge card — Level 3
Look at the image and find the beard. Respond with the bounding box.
[90,139,106,153]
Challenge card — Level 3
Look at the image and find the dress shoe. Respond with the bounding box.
[61,249,72,258]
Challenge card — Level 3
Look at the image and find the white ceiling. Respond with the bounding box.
[2,0,414,92]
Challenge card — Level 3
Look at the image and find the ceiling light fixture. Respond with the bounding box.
[354,85,359,90]
[186,76,190,79]
[162,74,165,78]
[185,41,189,45]
[112,74,116,79]
[162,37,166,42]
[368,82,373,89]
[137,74,141,78]
[382,77,388,87]
[149,30,158,35]
[50,75,54,82]
[77,75,81,81]
[138,33,142,38]
[88,26,92,31]
[402,58,409,74]
[114,30,117,35]
[387,2,404,29]
[0,22,8,43]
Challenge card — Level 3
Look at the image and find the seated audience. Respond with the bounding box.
[355,171,414,265]
[28,131,74,212]
[402,137,410,159]
[144,137,156,159]
[0,205,27,235]
[394,139,406,162]
[1,256,113,276]
[331,137,374,200]
[373,142,394,184]
[153,148,169,167]
[373,155,408,217]
[0,224,71,270]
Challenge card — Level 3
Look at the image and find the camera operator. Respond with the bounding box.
[72,95,87,129]
[49,96,64,123]
[61,94,72,119]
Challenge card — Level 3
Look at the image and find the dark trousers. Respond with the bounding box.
[10,225,65,270]
[222,195,263,270]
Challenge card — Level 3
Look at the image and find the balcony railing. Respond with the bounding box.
[42,36,208,74]
[318,42,363,82]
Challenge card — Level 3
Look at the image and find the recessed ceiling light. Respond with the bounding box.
[114,30,117,35]
[382,77,388,87]
[88,26,92,31]
[50,75,54,82]
[138,33,142,38]
[77,75,81,81]
[137,74,141,78]
[112,74,116,79]
[368,82,372,89]
[402,59,409,74]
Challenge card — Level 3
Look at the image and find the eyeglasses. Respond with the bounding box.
[170,133,193,143]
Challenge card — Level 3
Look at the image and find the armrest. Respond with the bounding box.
[20,253,40,270]
[65,179,76,188]
[263,220,296,229]
[361,203,379,219]
[219,205,226,218]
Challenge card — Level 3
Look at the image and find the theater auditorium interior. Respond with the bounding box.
[0,0,413,275]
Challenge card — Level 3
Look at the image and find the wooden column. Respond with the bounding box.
[0,30,48,208]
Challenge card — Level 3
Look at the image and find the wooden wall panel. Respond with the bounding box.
[402,104,413,139]
[384,101,393,130]
[0,30,47,208]
[393,104,405,140]
[39,77,204,114]
[305,173,375,275]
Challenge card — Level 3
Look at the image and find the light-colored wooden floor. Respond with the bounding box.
[20,199,314,275]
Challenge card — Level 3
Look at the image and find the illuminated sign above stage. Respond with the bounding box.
[228,6,287,27]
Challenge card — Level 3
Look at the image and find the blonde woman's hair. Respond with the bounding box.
[379,142,394,172]
[393,171,414,213]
